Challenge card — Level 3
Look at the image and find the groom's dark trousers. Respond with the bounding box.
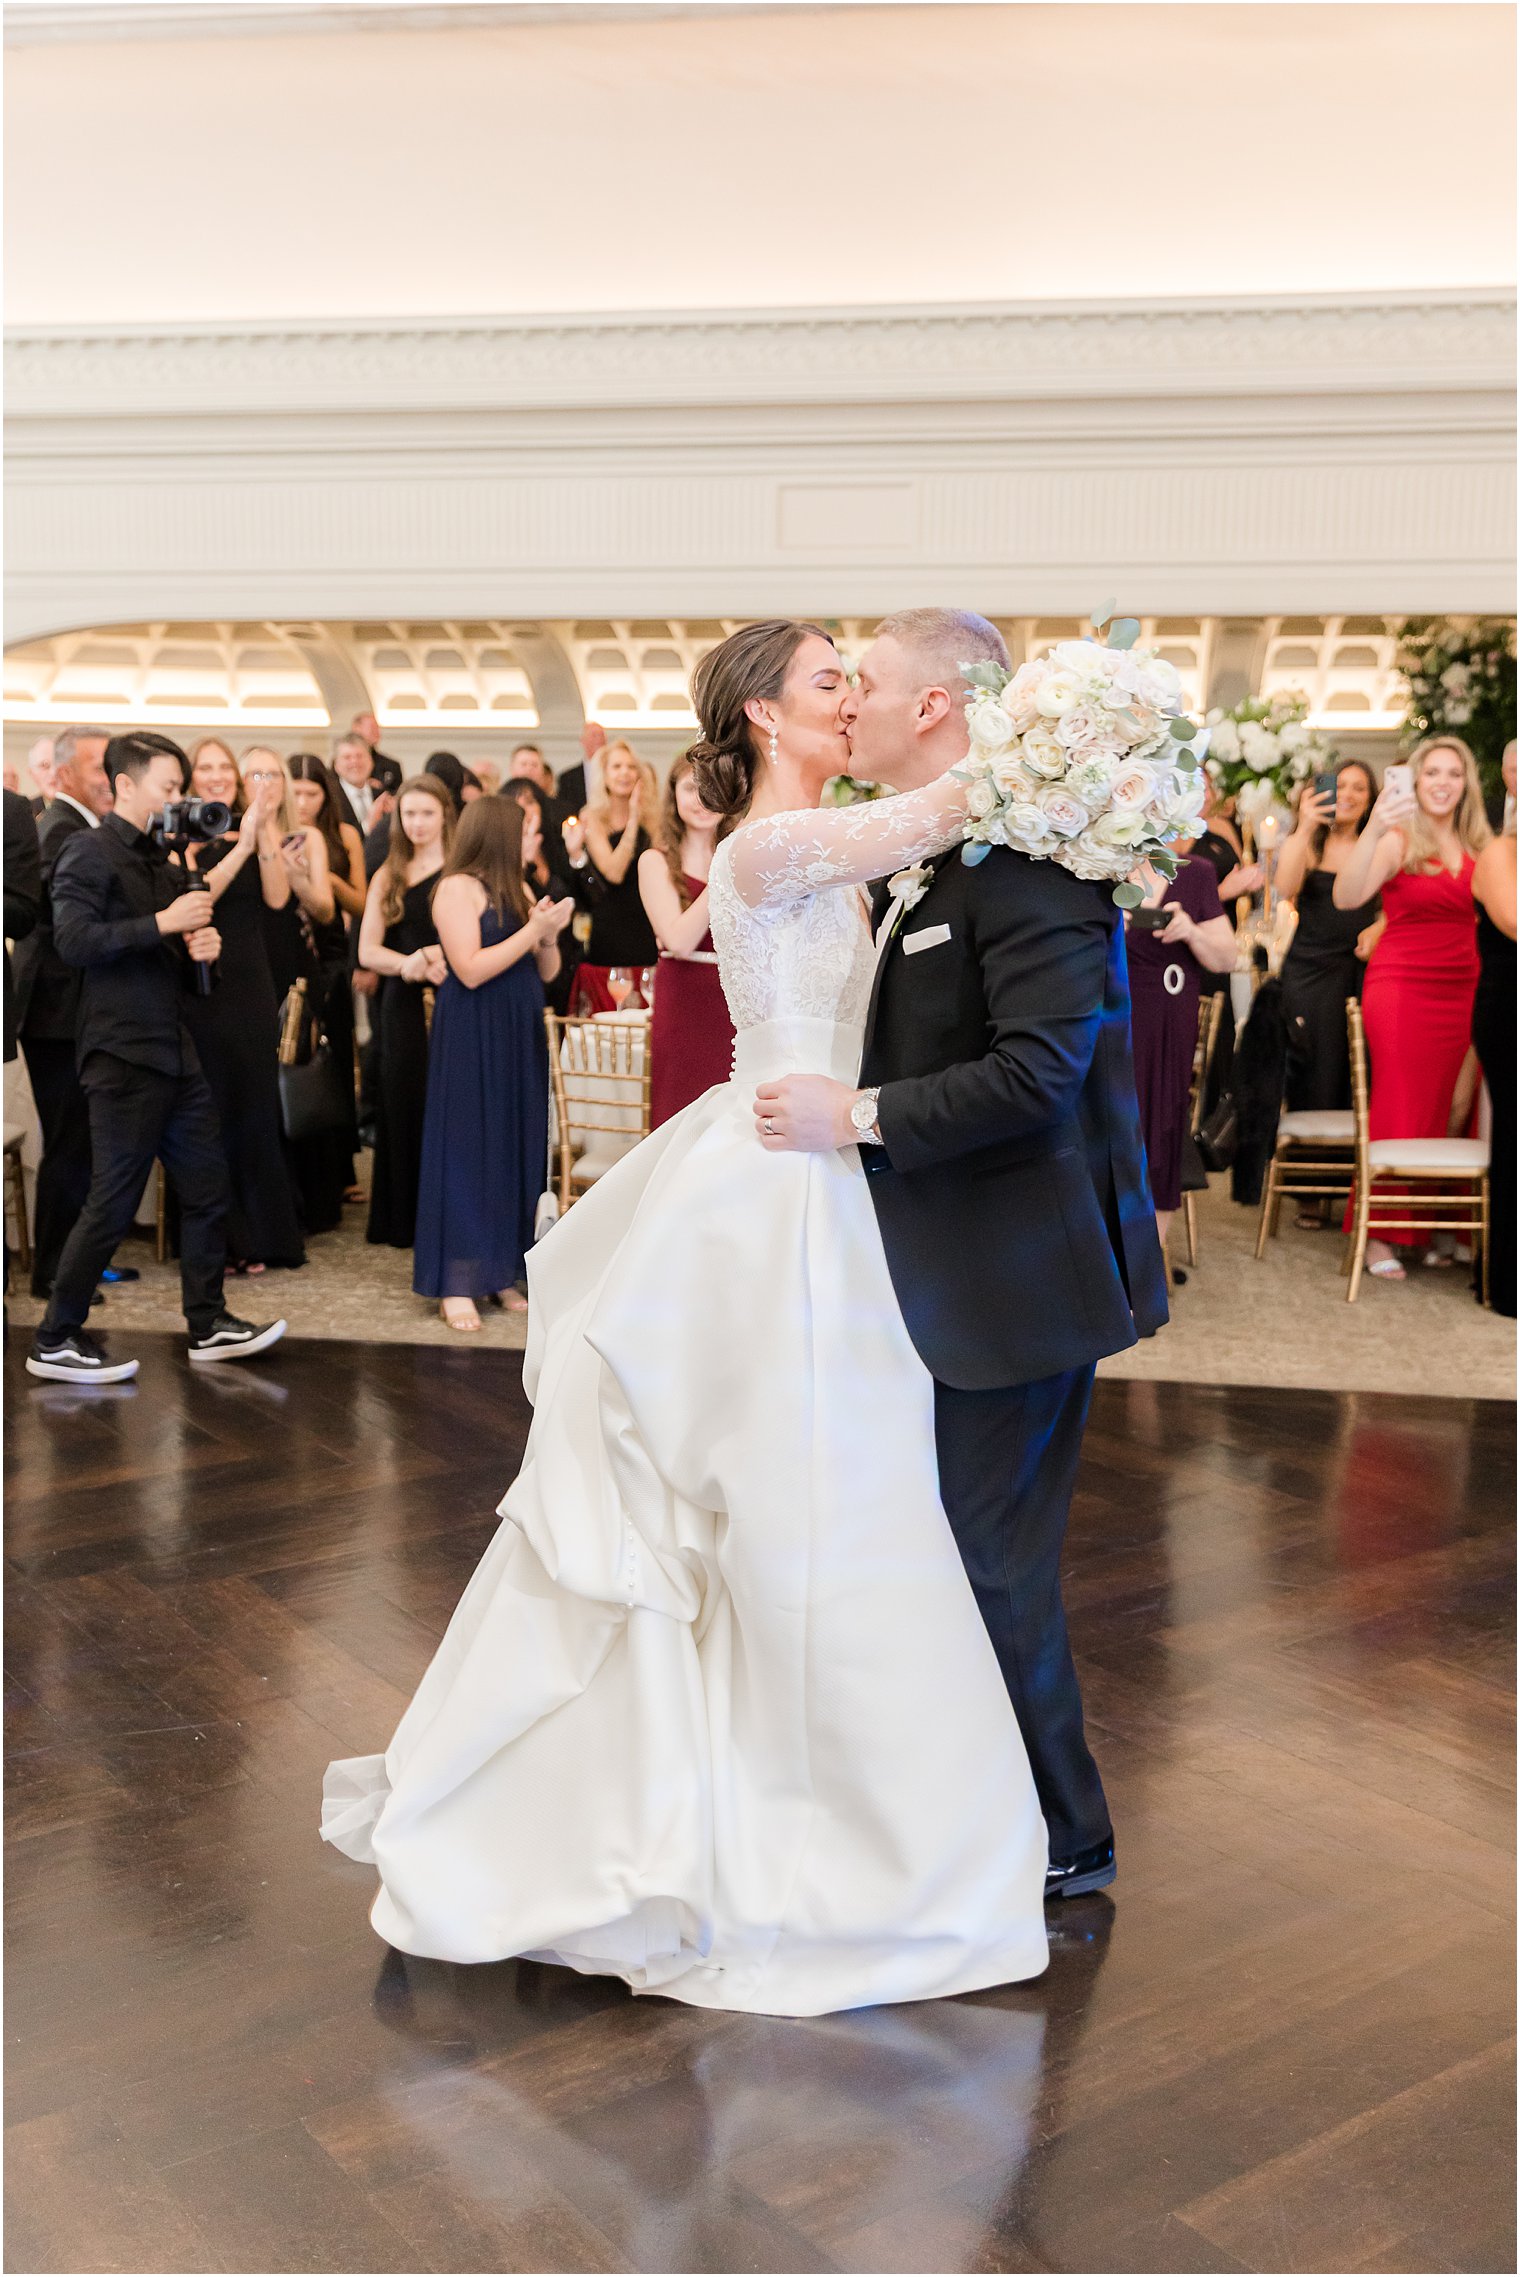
[861,847,1168,1861]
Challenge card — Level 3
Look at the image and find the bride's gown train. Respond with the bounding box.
[322,779,1050,2016]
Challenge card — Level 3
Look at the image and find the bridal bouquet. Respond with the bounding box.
[953,611,1207,906]
[1203,690,1336,827]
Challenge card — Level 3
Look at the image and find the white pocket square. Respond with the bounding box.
[902,923,952,956]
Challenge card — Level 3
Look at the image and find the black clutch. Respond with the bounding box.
[277,980,352,1144]
[1195,1093,1239,1173]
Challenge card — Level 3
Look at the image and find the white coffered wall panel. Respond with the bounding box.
[5,295,1514,641]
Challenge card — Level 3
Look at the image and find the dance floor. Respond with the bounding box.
[5,1338,1514,2275]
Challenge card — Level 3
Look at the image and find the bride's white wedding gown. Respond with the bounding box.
[322,778,1049,2016]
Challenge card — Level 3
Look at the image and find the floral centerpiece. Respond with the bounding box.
[952,609,1207,907]
[1396,617,1517,809]
[1202,691,1336,829]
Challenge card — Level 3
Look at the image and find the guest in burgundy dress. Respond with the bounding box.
[638,751,736,1128]
[1125,854,1237,1250]
[1333,739,1491,1280]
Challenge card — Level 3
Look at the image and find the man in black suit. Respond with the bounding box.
[350,712,404,797]
[13,726,112,1296]
[4,788,41,1067]
[554,721,602,816]
[27,732,286,1384]
[332,731,395,838]
[754,609,1167,1903]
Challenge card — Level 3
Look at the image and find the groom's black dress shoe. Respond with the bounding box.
[1045,1836,1116,1901]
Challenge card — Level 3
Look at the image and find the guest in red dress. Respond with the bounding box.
[638,752,736,1128]
[1334,738,1491,1281]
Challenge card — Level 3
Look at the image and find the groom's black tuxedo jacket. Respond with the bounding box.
[860,845,1168,1391]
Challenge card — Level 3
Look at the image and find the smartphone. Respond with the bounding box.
[1311,769,1339,806]
[1129,904,1172,933]
[1383,763,1413,800]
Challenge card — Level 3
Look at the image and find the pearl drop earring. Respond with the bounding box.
[769,730,779,765]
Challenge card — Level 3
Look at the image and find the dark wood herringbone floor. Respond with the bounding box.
[5,1337,1514,2275]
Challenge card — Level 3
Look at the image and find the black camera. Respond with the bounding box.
[154,797,233,852]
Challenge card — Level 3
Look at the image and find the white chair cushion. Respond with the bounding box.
[1280,1111,1356,1144]
[1368,1137,1490,1171]
[571,1138,640,1186]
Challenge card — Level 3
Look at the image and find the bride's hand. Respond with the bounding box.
[755,1075,860,1152]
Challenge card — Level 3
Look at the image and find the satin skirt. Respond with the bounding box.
[322,1017,1049,2017]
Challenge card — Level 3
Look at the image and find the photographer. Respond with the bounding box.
[26,732,286,1383]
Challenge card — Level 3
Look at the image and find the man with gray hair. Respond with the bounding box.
[27,736,56,817]
[15,726,115,1296]
[756,607,1167,1904]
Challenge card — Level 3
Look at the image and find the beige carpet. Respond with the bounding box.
[10,1166,1513,1400]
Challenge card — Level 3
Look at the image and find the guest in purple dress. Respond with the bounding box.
[1125,854,1237,1250]
[638,751,737,1128]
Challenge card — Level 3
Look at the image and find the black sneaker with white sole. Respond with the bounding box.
[26,1329,140,1384]
[187,1314,287,1364]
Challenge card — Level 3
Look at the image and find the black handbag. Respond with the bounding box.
[277,980,352,1144]
[1196,1092,1239,1173]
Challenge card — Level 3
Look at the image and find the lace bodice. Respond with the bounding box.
[707,774,967,1034]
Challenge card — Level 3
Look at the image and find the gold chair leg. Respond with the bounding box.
[1183,1190,1198,1268]
[1254,1157,1279,1260]
[1346,1186,1370,1303]
[1481,1178,1491,1309]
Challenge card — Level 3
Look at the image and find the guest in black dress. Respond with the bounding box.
[1275,761,1381,1118]
[359,776,452,1249]
[414,798,571,1332]
[287,755,367,1230]
[575,741,658,1007]
[507,780,582,1013]
[1471,757,1516,1316]
[1125,855,1238,1252]
[181,741,317,1272]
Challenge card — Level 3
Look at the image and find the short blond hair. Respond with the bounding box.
[872,608,1009,693]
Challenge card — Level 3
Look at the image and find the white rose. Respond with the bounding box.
[1035,670,1082,719]
[966,776,1000,820]
[1239,722,1278,772]
[1021,728,1068,779]
[1036,786,1091,838]
[1138,656,1184,708]
[1210,720,1240,763]
[968,699,1014,750]
[1065,827,1126,881]
[1110,761,1161,811]
[1071,752,1120,802]
[1091,807,1152,849]
[1055,706,1105,751]
[1236,777,1275,824]
[1052,640,1099,672]
[1278,723,1308,755]
[1005,801,1056,848]
[992,755,1039,799]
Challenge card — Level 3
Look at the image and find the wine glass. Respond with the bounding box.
[608,966,633,1010]
[639,965,658,1010]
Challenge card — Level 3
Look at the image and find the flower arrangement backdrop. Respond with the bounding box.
[1397,617,1517,811]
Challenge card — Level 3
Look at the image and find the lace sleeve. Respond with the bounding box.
[725,775,968,910]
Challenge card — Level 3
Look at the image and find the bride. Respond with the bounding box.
[322,620,1050,2017]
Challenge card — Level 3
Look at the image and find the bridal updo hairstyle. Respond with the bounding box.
[689,619,832,821]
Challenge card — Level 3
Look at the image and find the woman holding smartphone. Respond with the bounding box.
[1125,853,1237,1254]
[1333,740,1491,1280]
[1275,760,1381,1124]
[360,776,452,1249]
[178,740,317,1273]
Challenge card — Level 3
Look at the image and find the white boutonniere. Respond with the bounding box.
[882,862,931,940]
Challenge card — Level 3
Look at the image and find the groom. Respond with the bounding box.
[755,607,1168,1900]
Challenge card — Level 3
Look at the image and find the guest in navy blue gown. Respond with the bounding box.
[413,796,573,1333]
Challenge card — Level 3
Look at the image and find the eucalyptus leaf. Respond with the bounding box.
[1108,618,1141,650]
[1150,849,1180,878]
[1112,879,1145,908]
[961,840,991,868]
[1091,597,1117,630]
[1176,749,1199,772]
[1169,716,1197,740]
[960,660,1003,692]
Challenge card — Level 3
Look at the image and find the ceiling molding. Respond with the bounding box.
[7,291,1514,422]
[3,2,795,45]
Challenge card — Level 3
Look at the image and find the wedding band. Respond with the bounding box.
[763,1118,776,1135]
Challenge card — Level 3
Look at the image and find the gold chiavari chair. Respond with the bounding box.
[544,1011,653,1213]
[1343,998,1490,1303]
[1181,991,1226,1267]
[1254,1010,1358,1259]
